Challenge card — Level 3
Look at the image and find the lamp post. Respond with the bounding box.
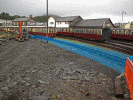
[122,11,126,28]
[46,0,48,43]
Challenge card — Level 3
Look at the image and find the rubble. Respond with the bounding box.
[0,39,128,100]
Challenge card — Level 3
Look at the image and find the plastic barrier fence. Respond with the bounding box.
[30,34,131,73]
[125,57,133,100]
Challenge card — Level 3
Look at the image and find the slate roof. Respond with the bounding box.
[74,18,114,28]
[55,16,80,22]
[73,20,86,27]
[13,18,31,21]
[84,18,110,27]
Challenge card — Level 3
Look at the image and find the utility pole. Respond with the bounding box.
[46,0,48,43]
[122,11,126,28]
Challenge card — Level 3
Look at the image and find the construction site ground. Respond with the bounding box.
[0,36,130,100]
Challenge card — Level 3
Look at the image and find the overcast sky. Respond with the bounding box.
[0,0,133,23]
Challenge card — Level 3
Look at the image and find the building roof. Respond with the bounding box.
[114,23,127,26]
[74,18,114,28]
[73,20,86,27]
[13,18,31,21]
[55,16,80,22]
[85,18,110,27]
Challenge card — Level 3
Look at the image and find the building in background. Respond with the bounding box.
[12,15,36,26]
[48,16,83,28]
[124,22,133,29]
[114,22,127,29]
[0,19,12,26]
[74,18,115,28]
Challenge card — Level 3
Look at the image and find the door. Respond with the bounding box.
[102,27,111,40]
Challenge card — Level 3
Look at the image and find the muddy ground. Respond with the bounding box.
[0,37,129,100]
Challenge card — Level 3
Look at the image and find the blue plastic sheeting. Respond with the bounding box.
[129,56,133,61]
[30,34,131,73]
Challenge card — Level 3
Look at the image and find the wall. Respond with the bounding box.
[0,19,12,26]
[125,22,130,29]
[56,22,69,28]
[27,19,36,26]
[48,17,55,27]
[70,17,82,27]
[105,19,114,28]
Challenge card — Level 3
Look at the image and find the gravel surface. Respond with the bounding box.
[0,38,129,100]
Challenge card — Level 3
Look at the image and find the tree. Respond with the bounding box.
[2,12,6,15]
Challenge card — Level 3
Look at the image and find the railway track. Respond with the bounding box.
[56,36,133,55]
[109,39,133,47]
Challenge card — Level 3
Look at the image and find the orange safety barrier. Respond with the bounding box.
[124,57,133,100]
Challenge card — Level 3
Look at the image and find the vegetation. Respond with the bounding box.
[0,12,60,22]
[33,14,60,22]
[0,12,20,20]
[33,15,50,22]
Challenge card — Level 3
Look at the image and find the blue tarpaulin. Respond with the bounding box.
[30,34,132,73]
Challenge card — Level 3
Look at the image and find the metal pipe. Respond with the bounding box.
[47,0,48,43]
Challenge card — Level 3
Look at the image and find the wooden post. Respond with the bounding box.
[47,0,48,43]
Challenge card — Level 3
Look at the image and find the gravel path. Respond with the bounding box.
[0,38,128,100]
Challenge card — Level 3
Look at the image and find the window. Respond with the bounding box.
[70,29,72,32]
[94,29,97,34]
[67,29,70,32]
[49,28,51,33]
[84,29,86,33]
[99,29,102,35]
[130,31,133,35]
[63,29,66,32]
[121,30,124,35]
[75,29,77,33]
[80,29,82,33]
[50,22,54,24]
[88,29,90,33]
[116,30,119,34]
[81,29,83,33]
[17,22,19,25]
[86,29,88,34]
[125,30,129,35]
[107,24,110,26]
[60,28,63,32]
[76,29,78,33]
[97,29,99,34]
[112,30,115,34]
[91,29,93,34]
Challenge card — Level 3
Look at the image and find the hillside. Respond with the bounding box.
[33,14,60,22]
[0,12,20,20]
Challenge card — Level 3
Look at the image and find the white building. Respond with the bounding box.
[48,16,83,28]
[0,19,12,26]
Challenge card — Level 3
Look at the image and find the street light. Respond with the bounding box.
[46,0,48,43]
[122,11,126,28]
